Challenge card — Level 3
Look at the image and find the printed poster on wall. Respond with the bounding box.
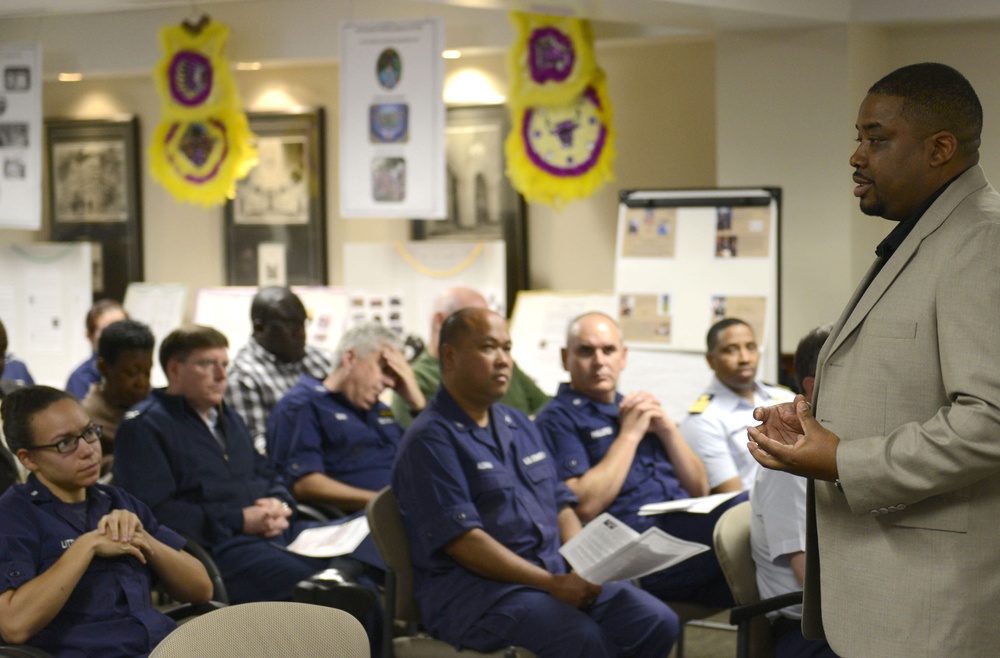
[339,19,445,219]
[0,43,42,229]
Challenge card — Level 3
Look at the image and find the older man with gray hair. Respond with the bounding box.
[267,321,424,512]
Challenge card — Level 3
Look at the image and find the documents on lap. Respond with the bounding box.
[284,515,370,558]
[559,513,709,585]
[637,491,741,517]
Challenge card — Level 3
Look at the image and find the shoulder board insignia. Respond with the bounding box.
[687,393,714,414]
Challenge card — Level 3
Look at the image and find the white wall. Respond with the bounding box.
[716,26,857,351]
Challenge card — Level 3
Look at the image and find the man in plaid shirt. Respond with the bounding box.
[225,287,333,454]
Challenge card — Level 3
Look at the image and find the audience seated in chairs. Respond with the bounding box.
[392,308,678,658]
[113,325,383,655]
[79,319,154,477]
[0,386,211,657]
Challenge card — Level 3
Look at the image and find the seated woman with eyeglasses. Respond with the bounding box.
[0,386,212,657]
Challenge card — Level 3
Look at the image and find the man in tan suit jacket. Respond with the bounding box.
[749,63,1000,656]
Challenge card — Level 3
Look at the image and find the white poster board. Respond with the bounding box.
[509,291,616,397]
[0,243,91,386]
[0,43,42,229]
[342,241,505,342]
[615,188,781,390]
[123,283,188,388]
[339,19,445,218]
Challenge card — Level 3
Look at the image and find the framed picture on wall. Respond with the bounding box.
[411,105,528,313]
[46,116,143,302]
[225,108,327,286]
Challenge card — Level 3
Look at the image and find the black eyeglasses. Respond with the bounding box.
[27,425,103,455]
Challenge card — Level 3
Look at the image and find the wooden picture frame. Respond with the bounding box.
[225,108,327,286]
[46,116,143,302]
[411,105,528,312]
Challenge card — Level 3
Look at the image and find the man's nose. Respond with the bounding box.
[850,145,865,168]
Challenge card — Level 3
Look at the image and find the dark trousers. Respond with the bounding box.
[457,581,679,658]
[640,491,749,607]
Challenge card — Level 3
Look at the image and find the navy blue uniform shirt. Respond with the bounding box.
[535,383,690,531]
[0,475,183,658]
[267,374,402,491]
[392,387,577,641]
[114,388,295,549]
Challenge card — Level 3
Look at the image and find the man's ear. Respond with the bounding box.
[440,343,454,372]
[96,357,111,380]
[560,347,569,372]
[927,130,958,168]
[165,358,181,385]
[341,349,357,369]
[705,352,716,371]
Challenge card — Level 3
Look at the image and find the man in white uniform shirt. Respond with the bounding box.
[750,325,836,658]
[679,319,793,493]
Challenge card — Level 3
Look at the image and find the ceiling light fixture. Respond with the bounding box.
[58,72,83,82]
[236,61,262,71]
[442,50,462,60]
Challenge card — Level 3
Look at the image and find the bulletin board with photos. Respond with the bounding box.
[614,188,781,383]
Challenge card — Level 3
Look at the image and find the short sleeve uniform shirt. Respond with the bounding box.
[0,476,184,657]
[392,388,576,640]
[267,374,402,490]
[535,383,689,531]
[679,377,794,490]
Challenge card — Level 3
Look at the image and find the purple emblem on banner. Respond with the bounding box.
[179,122,215,167]
[528,27,575,84]
[169,50,213,107]
[521,87,606,177]
[162,118,230,183]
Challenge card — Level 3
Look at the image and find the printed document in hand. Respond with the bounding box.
[559,513,709,585]
[285,515,370,558]
[638,491,741,516]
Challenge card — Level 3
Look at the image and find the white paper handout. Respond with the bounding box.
[284,515,370,558]
[638,491,741,517]
[559,513,709,585]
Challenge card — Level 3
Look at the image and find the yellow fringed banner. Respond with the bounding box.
[505,12,615,208]
[149,20,257,207]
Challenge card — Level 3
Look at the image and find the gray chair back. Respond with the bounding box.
[150,601,369,657]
